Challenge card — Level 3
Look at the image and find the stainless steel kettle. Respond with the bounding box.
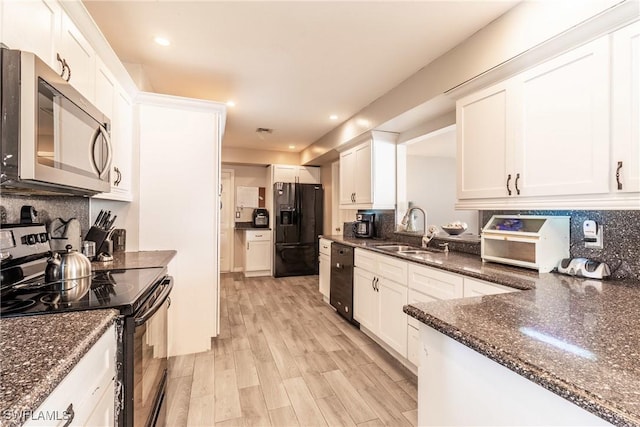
[45,244,92,285]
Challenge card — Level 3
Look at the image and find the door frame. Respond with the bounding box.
[220,169,235,273]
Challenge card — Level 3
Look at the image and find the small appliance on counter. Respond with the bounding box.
[481,215,570,273]
[252,208,269,228]
[556,258,611,279]
[353,213,375,238]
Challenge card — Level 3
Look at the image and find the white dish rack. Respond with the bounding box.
[481,215,570,273]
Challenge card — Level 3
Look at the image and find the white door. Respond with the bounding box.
[514,36,610,197]
[353,267,378,333]
[339,149,356,205]
[220,170,234,273]
[611,21,640,193]
[457,81,513,199]
[331,161,341,234]
[377,278,408,357]
[246,240,271,272]
[354,142,373,204]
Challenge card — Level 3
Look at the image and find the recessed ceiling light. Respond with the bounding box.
[154,37,170,47]
[329,114,338,120]
[288,145,296,149]
[226,100,236,107]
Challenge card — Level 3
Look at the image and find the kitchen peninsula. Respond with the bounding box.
[322,236,640,426]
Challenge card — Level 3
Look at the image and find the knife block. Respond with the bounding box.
[84,226,112,255]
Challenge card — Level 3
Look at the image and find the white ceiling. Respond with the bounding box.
[83,1,517,153]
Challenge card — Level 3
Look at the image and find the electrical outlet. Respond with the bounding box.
[235,211,241,219]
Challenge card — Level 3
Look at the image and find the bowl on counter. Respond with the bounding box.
[441,223,468,235]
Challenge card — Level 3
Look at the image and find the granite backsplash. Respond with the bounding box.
[343,208,640,280]
[0,194,90,237]
[481,210,640,280]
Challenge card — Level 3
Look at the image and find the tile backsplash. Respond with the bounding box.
[1,195,90,237]
[481,210,640,280]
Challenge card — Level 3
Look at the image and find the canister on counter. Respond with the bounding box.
[112,229,126,252]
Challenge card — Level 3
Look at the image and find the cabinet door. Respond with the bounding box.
[339,149,356,205]
[112,90,133,196]
[354,142,373,204]
[457,81,513,199]
[1,0,60,68]
[58,14,95,101]
[273,164,298,183]
[611,21,640,193]
[297,166,321,184]
[94,58,115,120]
[246,240,271,271]
[407,324,420,366]
[377,277,408,357]
[353,267,378,333]
[514,36,610,197]
[319,253,330,298]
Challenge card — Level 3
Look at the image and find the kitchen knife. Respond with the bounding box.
[94,210,105,227]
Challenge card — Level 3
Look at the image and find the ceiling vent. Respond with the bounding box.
[256,127,274,134]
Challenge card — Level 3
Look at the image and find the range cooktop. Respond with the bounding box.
[1,267,166,317]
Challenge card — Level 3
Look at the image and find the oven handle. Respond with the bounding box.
[135,277,173,327]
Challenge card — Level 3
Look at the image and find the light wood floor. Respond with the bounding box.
[165,273,417,427]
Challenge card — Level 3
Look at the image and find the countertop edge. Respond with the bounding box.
[403,304,640,427]
[1,310,119,427]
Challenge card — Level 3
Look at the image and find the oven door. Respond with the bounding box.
[122,276,172,427]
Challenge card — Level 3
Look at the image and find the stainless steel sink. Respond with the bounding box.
[376,245,441,255]
[375,245,416,252]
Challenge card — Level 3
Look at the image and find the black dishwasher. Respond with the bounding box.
[330,243,357,325]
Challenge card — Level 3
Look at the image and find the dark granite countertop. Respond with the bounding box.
[0,310,118,427]
[92,250,176,271]
[320,236,640,426]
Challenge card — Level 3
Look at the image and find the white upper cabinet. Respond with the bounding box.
[458,36,610,202]
[270,164,321,184]
[457,81,514,199]
[339,131,397,209]
[58,13,95,101]
[1,0,61,68]
[611,20,640,193]
[94,57,115,120]
[514,36,610,197]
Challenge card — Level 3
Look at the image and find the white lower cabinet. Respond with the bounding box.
[242,230,271,277]
[377,277,408,356]
[463,277,516,297]
[351,247,521,369]
[354,266,379,334]
[318,238,332,300]
[353,249,408,358]
[25,325,116,427]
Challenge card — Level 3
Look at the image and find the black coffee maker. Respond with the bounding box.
[353,213,375,238]
[252,208,269,228]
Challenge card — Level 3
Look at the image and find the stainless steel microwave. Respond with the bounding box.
[1,48,111,196]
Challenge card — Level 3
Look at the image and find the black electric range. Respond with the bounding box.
[0,223,172,427]
[1,267,167,317]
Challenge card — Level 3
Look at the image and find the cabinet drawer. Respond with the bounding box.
[355,248,377,271]
[407,288,439,328]
[408,263,464,301]
[25,325,116,426]
[377,254,408,285]
[319,238,332,256]
[463,278,516,297]
[246,230,270,241]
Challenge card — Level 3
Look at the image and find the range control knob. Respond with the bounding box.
[39,233,49,243]
[26,234,37,245]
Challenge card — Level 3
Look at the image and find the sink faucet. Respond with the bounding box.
[403,207,426,234]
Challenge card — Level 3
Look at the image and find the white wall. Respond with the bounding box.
[138,92,225,356]
[406,156,478,234]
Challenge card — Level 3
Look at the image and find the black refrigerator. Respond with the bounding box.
[274,182,323,277]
